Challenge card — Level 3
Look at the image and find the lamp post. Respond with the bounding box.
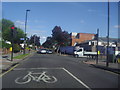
[23,9,30,54]
[106,0,110,67]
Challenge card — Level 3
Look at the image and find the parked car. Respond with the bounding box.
[37,49,47,54]
[115,53,120,63]
[47,50,53,54]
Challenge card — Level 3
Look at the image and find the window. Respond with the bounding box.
[77,49,83,52]
[75,34,80,39]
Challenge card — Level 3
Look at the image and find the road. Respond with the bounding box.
[2,53,119,89]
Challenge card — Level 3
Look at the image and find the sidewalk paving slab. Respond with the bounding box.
[0,51,36,74]
[83,60,120,74]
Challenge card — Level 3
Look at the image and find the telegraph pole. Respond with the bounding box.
[106,0,110,67]
[96,29,99,64]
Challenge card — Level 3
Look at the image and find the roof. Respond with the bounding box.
[81,37,118,43]
[99,37,118,42]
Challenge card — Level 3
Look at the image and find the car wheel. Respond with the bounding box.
[74,54,78,58]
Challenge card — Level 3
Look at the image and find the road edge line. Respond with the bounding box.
[62,68,92,90]
[0,64,19,77]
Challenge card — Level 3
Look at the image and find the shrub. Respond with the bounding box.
[13,44,21,53]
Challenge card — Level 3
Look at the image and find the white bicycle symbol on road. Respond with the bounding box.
[15,71,57,84]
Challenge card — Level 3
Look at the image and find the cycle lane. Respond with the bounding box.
[2,67,90,89]
[2,54,118,89]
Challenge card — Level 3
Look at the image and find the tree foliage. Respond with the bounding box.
[29,34,41,46]
[43,26,70,48]
[2,19,25,44]
[52,26,70,46]
[42,37,56,48]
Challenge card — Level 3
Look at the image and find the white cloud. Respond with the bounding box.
[29,30,47,34]
[41,36,47,39]
[15,20,25,28]
[27,30,48,38]
[15,20,25,24]
[114,25,120,29]
[40,36,47,44]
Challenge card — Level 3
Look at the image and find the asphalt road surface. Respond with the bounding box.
[2,53,119,89]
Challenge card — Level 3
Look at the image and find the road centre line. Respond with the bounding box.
[62,68,92,90]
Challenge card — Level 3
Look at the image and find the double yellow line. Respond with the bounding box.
[0,64,19,77]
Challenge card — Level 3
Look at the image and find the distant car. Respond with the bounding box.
[47,50,53,54]
[115,53,120,63]
[37,49,47,54]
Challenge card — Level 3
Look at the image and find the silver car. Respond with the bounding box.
[37,49,47,54]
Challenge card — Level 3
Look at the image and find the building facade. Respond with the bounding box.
[78,37,120,55]
[70,32,95,46]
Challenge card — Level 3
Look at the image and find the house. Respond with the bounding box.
[77,37,120,55]
[70,32,95,46]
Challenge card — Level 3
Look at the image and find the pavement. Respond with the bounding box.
[83,60,120,74]
[0,50,35,74]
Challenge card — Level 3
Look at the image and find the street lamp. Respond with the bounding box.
[23,9,30,54]
[106,0,110,67]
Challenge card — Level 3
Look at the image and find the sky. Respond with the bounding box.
[2,1,119,44]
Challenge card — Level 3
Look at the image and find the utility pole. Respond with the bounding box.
[118,2,120,44]
[106,0,110,67]
[34,35,36,50]
[96,29,99,64]
[23,9,30,54]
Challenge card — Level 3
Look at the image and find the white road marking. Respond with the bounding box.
[15,71,57,84]
[14,67,91,89]
[14,67,63,70]
[62,68,92,90]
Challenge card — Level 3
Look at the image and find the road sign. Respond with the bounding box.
[20,38,25,40]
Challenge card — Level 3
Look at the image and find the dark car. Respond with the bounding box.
[37,49,47,54]
[47,50,53,54]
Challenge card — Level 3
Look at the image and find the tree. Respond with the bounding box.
[29,34,41,46]
[42,37,55,48]
[43,26,70,50]
[2,19,14,42]
[2,19,25,44]
[52,26,70,46]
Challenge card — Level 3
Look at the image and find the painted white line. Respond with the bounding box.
[62,68,92,90]
[14,67,63,70]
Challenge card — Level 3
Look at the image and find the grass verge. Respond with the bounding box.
[13,53,30,59]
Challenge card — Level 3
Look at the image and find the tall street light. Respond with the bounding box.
[106,0,110,67]
[23,9,30,54]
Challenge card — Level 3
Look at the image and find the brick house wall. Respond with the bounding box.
[71,33,95,46]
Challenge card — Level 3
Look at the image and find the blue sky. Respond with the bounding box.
[2,2,119,44]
